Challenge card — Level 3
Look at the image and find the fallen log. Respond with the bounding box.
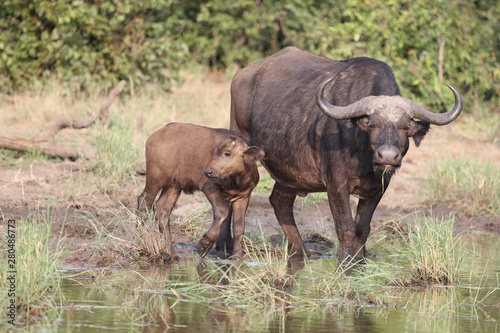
[0,80,126,160]
[0,108,97,161]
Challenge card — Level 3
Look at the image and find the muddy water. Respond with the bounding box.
[55,234,499,333]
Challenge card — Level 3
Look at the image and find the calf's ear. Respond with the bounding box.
[409,120,430,147]
[243,146,265,164]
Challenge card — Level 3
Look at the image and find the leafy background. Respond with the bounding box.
[1,0,499,112]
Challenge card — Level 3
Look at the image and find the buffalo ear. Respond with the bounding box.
[410,120,430,147]
[243,146,265,164]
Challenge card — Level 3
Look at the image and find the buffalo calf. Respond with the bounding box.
[137,122,264,260]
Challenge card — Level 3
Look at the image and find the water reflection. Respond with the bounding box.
[53,234,499,332]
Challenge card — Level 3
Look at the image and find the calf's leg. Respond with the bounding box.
[197,189,230,257]
[155,187,181,260]
[137,182,162,226]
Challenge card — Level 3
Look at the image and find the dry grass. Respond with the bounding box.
[427,157,500,217]
[0,65,231,181]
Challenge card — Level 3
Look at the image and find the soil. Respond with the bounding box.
[1,86,499,269]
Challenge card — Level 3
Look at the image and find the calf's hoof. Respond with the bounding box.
[170,252,180,261]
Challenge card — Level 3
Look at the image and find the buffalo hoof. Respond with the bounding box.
[196,243,211,258]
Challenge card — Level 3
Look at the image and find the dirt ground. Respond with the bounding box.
[1,88,499,269]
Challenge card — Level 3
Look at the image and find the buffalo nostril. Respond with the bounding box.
[204,169,213,177]
[377,145,402,164]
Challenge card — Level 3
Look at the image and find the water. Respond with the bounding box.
[54,234,499,332]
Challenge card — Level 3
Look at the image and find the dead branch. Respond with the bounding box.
[97,80,126,129]
[0,109,97,161]
[33,108,97,142]
[0,80,125,160]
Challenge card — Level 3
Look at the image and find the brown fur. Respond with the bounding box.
[137,122,264,260]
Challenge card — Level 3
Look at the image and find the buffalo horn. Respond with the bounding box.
[409,84,463,125]
[315,76,374,119]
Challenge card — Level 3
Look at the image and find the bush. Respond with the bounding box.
[1,0,498,110]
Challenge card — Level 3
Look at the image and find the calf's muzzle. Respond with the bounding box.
[204,168,217,178]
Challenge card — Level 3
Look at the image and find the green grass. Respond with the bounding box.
[0,148,62,168]
[0,206,68,329]
[427,157,500,217]
[93,119,139,181]
[354,214,474,287]
[198,236,308,308]
[254,169,274,194]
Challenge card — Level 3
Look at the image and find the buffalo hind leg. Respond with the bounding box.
[270,182,309,257]
[155,187,181,260]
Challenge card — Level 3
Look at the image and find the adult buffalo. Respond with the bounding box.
[228,47,463,262]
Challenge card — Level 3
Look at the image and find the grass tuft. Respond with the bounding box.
[93,120,139,181]
[427,157,499,217]
[0,206,67,328]
[198,236,302,308]
[174,204,210,242]
[356,214,474,287]
[84,203,174,264]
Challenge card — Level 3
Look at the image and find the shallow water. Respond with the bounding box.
[54,234,499,332]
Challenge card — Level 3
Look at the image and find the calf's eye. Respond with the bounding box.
[224,152,231,157]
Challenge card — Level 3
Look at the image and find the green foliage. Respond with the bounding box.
[309,0,500,110]
[0,0,189,93]
[0,0,498,109]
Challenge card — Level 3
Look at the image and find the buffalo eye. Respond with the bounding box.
[404,122,416,133]
[224,152,231,157]
[368,123,375,130]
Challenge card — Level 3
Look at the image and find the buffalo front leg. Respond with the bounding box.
[270,182,308,257]
[230,196,250,259]
[354,194,383,260]
[197,189,230,257]
[326,181,358,264]
[155,187,181,260]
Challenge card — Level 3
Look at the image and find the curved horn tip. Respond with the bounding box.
[316,76,335,93]
[445,83,458,92]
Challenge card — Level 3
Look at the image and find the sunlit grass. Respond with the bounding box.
[427,157,499,217]
[174,203,211,242]
[83,202,173,264]
[198,236,301,308]
[354,214,474,287]
[93,118,139,181]
[0,206,67,329]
